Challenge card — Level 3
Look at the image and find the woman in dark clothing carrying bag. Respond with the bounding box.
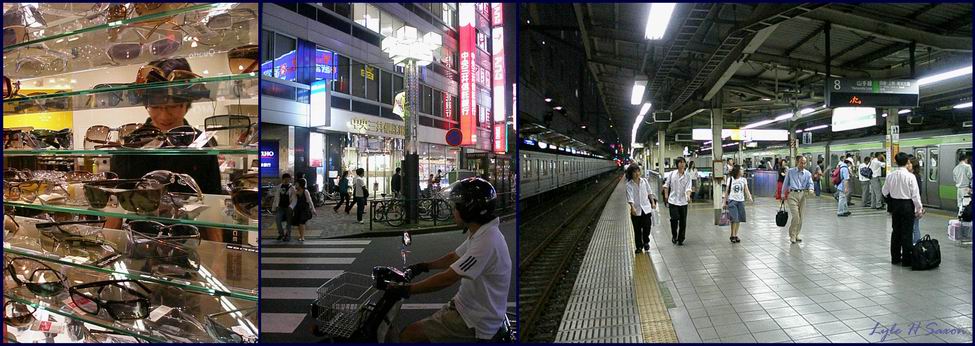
[290,178,316,242]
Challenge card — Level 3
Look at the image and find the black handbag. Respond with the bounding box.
[912,234,941,270]
[775,201,789,227]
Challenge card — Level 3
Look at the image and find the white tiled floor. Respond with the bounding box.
[646,195,973,343]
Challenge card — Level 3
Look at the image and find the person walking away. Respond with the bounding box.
[953,153,972,217]
[723,164,753,243]
[271,173,294,241]
[858,159,872,207]
[836,157,853,216]
[662,157,693,245]
[775,159,787,200]
[687,161,699,201]
[908,156,923,245]
[334,171,351,213]
[345,168,367,223]
[626,165,658,253]
[813,159,824,197]
[784,156,815,243]
[869,153,887,210]
[391,167,403,197]
[882,152,923,266]
[289,178,316,241]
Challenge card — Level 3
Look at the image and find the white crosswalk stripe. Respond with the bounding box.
[261,240,371,335]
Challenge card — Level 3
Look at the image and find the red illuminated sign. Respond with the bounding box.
[491,3,506,154]
[459,4,478,146]
[849,96,862,105]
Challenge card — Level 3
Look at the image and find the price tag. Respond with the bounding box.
[64,296,96,314]
[189,131,216,149]
[61,256,90,265]
[231,325,257,339]
[148,305,173,322]
[30,320,65,334]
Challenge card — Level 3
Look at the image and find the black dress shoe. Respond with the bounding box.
[672,239,677,244]
[678,241,684,246]
[644,244,650,251]
[892,258,901,264]
[635,248,643,254]
[276,235,283,241]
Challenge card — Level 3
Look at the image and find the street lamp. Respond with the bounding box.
[383,25,442,224]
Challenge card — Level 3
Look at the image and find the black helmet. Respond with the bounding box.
[447,177,497,224]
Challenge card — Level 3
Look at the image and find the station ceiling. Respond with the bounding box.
[521,3,973,156]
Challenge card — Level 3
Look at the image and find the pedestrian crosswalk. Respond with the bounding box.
[259,239,371,335]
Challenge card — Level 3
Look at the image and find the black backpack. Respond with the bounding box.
[961,198,972,222]
[859,166,872,179]
[911,235,941,270]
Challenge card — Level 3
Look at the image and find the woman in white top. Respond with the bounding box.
[343,168,367,223]
[687,161,699,201]
[626,164,657,253]
[722,164,753,243]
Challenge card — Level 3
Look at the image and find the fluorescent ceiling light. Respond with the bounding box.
[722,142,738,148]
[898,109,911,114]
[538,142,548,149]
[918,65,973,86]
[553,106,563,111]
[638,103,652,116]
[544,97,552,102]
[774,113,792,121]
[631,79,647,105]
[742,119,774,130]
[955,101,973,109]
[645,3,676,40]
[800,108,815,115]
[691,129,787,141]
[804,124,829,132]
[795,129,804,133]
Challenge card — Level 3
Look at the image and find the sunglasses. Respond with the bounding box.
[5,257,67,297]
[227,45,258,74]
[4,179,49,203]
[3,76,21,99]
[205,307,257,343]
[122,125,200,148]
[82,179,163,213]
[64,171,119,183]
[142,170,204,198]
[230,173,259,191]
[3,128,40,149]
[88,84,138,108]
[204,114,254,146]
[9,91,70,114]
[83,123,142,149]
[230,189,259,220]
[36,219,107,238]
[126,221,201,276]
[31,128,72,149]
[107,29,183,62]
[2,5,46,46]
[69,280,153,320]
[4,300,37,327]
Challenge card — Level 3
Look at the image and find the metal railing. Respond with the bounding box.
[366,191,515,231]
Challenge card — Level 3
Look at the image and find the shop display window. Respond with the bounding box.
[365,65,379,102]
[380,71,393,105]
[3,3,258,343]
[350,59,366,98]
[335,54,351,94]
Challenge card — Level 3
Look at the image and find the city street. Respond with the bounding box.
[259,220,516,343]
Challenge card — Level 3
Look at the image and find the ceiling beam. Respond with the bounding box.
[830,35,876,61]
[783,23,823,56]
[841,42,910,68]
[703,24,779,101]
[573,3,621,144]
[797,8,972,51]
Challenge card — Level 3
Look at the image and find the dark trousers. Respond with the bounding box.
[344,194,358,213]
[347,197,366,221]
[889,198,916,264]
[669,204,688,242]
[631,210,652,250]
[334,192,350,211]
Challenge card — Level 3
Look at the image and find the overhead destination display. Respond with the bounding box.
[825,78,919,108]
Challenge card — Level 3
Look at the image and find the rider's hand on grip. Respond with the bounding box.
[407,263,429,275]
[387,283,411,299]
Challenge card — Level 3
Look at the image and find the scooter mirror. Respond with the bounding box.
[402,232,411,246]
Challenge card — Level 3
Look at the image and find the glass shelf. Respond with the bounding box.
[4,268,257,343]
[4,216,257,301]
[3,3,257,79]
[4,194,258,232]
[2,74,257,116]
[2,147,257,156]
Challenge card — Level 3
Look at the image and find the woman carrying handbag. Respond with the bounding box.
[290,178,317,242]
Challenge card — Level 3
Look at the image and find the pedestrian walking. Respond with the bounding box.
[662,157,693,245]
[723,164,753,243]
[882,152,924,266]
[869,153,887,210]
[953,153,972,217]
[813,159,824,197]
[345,168,367,223]
[289,178,316,241]
[858,159,872,207]
[271,173,294,241]
[784,156,815,243]
[626,164,658,253]
[334,171,351,213]
[391,167,402,197]
[687,161,699,201]
[836,157,853,216]
[775,159,787,200]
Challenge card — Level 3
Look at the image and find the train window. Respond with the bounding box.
[929,149,938,182]
[540,159,545,176]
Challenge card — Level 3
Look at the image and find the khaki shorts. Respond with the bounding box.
[417,301,478,343]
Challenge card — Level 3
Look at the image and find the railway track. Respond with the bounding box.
[518,174,621,342]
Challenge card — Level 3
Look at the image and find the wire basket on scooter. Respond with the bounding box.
[312,272,380,338]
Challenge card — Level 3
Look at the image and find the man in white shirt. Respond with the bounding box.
[626,164,658,253]
[953,153,972,216]
[869,153,887,210]
[662,157,693,245]
[858,159,872,207]
[882,153,923,266]
[396,178,511,342]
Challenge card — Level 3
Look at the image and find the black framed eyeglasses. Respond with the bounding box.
[69,280,153,320]
[5,257,67,297]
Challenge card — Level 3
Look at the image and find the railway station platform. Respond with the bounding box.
[556,176,973,343]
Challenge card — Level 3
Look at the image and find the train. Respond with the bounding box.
[519,148,618,200]
[692,130,972,213]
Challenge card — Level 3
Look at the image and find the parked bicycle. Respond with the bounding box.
[372,194,405,227]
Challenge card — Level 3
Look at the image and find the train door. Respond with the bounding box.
[914,147,942,208]
[846,151,863,197]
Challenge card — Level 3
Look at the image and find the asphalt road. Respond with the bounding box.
[260,220,516,343]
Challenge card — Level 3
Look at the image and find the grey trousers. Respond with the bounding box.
[860,180,872,207]
[870,177,884,208]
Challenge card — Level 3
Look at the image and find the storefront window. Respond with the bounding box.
[341,134,403,196]
[365,65,379,101]
[335,54,350,93]
[380,71,393,105]
[393,74,404,96]
[350,59,366,98]
[433,90,443,118]
[366,5,380,32]
[421,85,432,114]
[272,33,297,82]
[315,48,337,82]
[261,29,273,78]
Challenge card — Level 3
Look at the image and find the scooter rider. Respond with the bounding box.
[386,177,511,343]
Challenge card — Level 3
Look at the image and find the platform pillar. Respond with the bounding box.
[886,107,900,162]
[711,107,724,224]
[657,130,665,175]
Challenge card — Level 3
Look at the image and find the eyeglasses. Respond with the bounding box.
[31,128,72,149]
[3,5,46,46]
[36,219,107,238]
[82,179,162,212]
[205,307,257,343]
[126,220,201,249]
[69,280,152,320]
[204,114,253,146]
[83,123,142,149]
[4,300,37,327]
[3,76,21,99]
[107,29,183,62]
[4,179,49,203]
[5,257,67,297]
[122,125,200,148]
[64,171,119,183]
[230,189,258,220]
[3,128,40,149]
[136,65,202,84]
[87,83,137,108]
[125,221,201,276]
[227,45,258,74]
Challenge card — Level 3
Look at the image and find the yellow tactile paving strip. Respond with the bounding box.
[633,253,679,342]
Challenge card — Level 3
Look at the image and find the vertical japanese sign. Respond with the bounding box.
[459,3,478,146]
[491,3,506,154]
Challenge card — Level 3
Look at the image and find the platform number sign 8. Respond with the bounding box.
[833,79,842,90]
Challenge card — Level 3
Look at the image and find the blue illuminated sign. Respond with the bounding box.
[259,140,279,177]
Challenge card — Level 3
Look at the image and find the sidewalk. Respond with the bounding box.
[260,201,514,239]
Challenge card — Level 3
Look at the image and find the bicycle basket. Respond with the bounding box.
[313,272,380,338]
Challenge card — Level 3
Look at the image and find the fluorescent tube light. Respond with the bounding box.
[898,109,911,114]
[918,65,973,86]
[639,103,652,116]
[954,102,973,109]
[631,79,647,105]
[645,3,676,40]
